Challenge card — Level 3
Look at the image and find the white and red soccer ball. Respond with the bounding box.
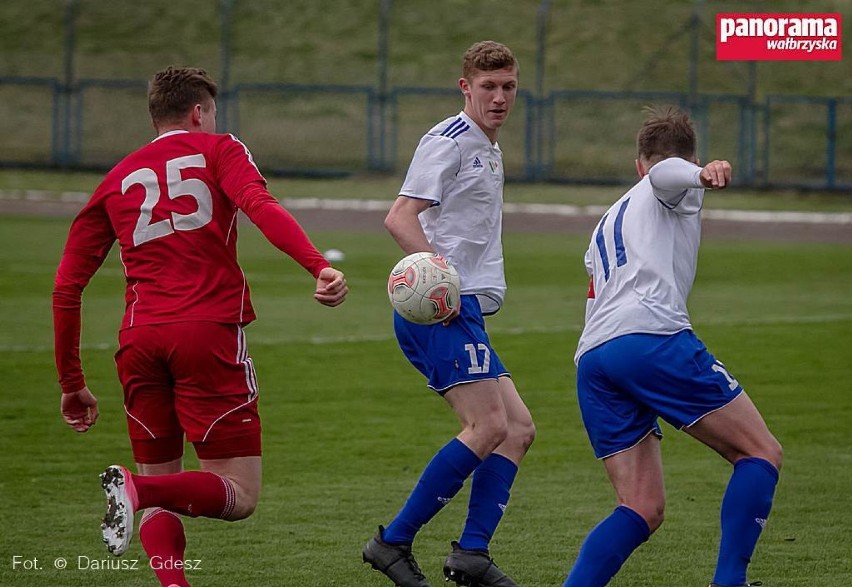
[388,252,461,325]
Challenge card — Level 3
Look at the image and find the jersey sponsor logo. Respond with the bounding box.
[472,156,483,169]
[716,13,842,61]
[755,517,767,528]
[440,117,471,139]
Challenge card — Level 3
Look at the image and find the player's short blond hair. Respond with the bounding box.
[637,106,696,164]
[462,41,518,80]
[148,66,218,126]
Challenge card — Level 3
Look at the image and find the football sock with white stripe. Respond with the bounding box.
[134,471,236,519]
[713,457,779,587]
[382,438,482,545]
[562,505,651,587]
[459,453,518,551]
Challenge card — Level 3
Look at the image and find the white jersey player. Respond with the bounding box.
[363,41,534,587]
[563,106,782,587]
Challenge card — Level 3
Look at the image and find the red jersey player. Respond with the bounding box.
[53,66,348,587]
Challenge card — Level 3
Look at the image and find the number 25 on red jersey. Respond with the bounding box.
[122,154,213,246]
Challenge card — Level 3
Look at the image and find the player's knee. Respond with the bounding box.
[740,432,783,471]
[230,502,257,521]
[485,422,510,452]
[475,416,509,452]
[758,437,783,471]
[646,508,664,533]
[227,492,258,521]
[221,478,260,521]
[622,496,665,533]
[510,418,535,452]
[635,502,665,533]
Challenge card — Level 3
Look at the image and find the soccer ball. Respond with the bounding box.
[388,252,461,325]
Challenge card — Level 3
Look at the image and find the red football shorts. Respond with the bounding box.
[115,322,261,464]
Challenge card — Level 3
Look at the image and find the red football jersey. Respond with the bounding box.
[54,130,329,393]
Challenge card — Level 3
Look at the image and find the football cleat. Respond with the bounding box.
[443,541,518,587]
[362,526,432,587]
[100,465,138,556]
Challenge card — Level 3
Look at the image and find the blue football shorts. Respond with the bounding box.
[576,329,743,459]
[394,295,509,394]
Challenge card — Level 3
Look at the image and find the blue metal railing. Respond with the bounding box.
[763,95,852,190]
[230,83,378,175]
[0,77,63,166]
[0,75,848,191]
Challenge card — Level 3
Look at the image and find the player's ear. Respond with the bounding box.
[191,103,203,127]
[459,77,471,98]
[635,158,646,178]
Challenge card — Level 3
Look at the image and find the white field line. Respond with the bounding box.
[2,191,851,225]
[701,208,852,224]
[283,198,852,225]
[0,190,90,203]
[6,313,852,353]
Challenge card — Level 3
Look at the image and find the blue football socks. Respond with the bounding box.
[563,505,651,587]
[713,457,779,587]
[459,453,519,551]
[382,438,482,545]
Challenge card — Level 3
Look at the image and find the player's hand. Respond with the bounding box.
[699,160,732,189]
[314,267,348,307]
[61,386,99,432]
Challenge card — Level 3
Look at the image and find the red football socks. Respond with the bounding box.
[139,509,189,587]
[133,471,236,519]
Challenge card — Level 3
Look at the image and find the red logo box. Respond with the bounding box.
[716,13,842,61]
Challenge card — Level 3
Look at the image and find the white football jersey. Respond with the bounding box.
[399,110,506,314]
[575,157,706,363]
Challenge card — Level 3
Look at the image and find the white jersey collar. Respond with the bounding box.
[152,129,190,143]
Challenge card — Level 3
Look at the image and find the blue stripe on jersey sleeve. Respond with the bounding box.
[595,213,610,281]
[614,198,630,267]
[447,123,470,139]
[441,118,464,137]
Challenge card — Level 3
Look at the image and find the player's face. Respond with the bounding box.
[460,66,518,142]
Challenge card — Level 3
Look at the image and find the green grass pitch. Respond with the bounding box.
[0,214,850,586]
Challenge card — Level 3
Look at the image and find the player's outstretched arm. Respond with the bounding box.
[237,183,335,278]
[61,386,99,433]
[699,160,732,189]
[314,267,348,307]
